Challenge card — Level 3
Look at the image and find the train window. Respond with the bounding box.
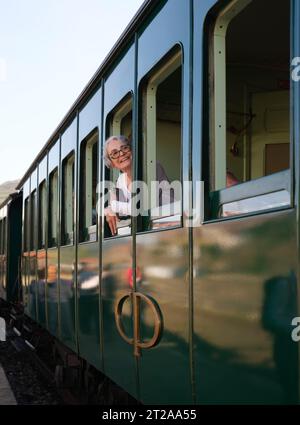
[38,181,47,250]
[139,49,182,231]
[24,197,29,252]
[61,152,75,246]
[206,0,291,219]
[48,169,58,248]
[79,130,98,243]
[30,190,37,251]
[104,95,132,238]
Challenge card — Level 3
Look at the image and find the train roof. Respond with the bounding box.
[16,0,157,191]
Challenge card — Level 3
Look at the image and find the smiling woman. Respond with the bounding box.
[103,135,133,236]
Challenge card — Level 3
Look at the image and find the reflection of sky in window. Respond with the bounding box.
[0,0,144,184]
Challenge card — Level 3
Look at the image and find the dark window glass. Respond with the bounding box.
[30,190,37,251]
[49,169,58,248]
[38,181,46,249]
[24,198,29,252]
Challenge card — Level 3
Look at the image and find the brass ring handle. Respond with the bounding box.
[114,291,163,357]
[115,293,134,346]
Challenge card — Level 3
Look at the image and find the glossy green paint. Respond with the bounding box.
[47,248,59,336]
[13,0,300,405]
[36,156,48,327]
[194,210,298,404]
[25,169,38,321]
[192,0,300,404]
[137,229,192,404]
[101,237,137,398]
[77,242,101,369]
[37,250,47,326]
[135,0,193,403]
[59,246,76,351]
[77,89,102,368]
[59,119,77,352]
[101,41,137,398]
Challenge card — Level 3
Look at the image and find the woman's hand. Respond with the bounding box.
[104,206,119,235]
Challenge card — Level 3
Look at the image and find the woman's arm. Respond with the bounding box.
[111,199,131,215]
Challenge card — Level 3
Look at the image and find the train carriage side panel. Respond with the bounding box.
[193,0,299,404]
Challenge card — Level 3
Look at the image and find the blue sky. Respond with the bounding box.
[0,0,144,185]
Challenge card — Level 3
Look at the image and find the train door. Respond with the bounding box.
[37,157,47,327]
[134,0,192,404]
[22,181,31,315]
[194,0,298,403]
[77,90,102,369]
[47,142,59,336]
[28,174,38,320]
[59,119,77,352]
[101,44,137,398]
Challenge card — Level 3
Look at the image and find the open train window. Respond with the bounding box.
[206,0,291,219]
[61,152,75,246]
[79,130,98,243]
[30,190,37,251]
[139,48,182,231]
[104,95,132,238]
[38,181,46,250]
[48,169,58,248]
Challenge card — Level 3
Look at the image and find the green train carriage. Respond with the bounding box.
[1,0,300,404]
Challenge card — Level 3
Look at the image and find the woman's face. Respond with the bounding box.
[107,139,132,172]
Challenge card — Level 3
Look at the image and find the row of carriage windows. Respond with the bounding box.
[23,47,183,250]
[23,0,290,251]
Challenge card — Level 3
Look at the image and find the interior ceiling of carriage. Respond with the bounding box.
[227,0,290,70]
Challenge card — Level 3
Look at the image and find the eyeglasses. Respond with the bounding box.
[109,144,131,160]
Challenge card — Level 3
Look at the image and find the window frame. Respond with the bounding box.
[138,46,184,234]
[104,94,133,239]
[79,129,99,244]
[204,0,293,221]
[30,190,37,251]
[38,180,47,250]
[61,151,75,246]
[48,168,59,248]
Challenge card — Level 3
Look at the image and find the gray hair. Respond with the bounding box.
[103,135,131,168]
